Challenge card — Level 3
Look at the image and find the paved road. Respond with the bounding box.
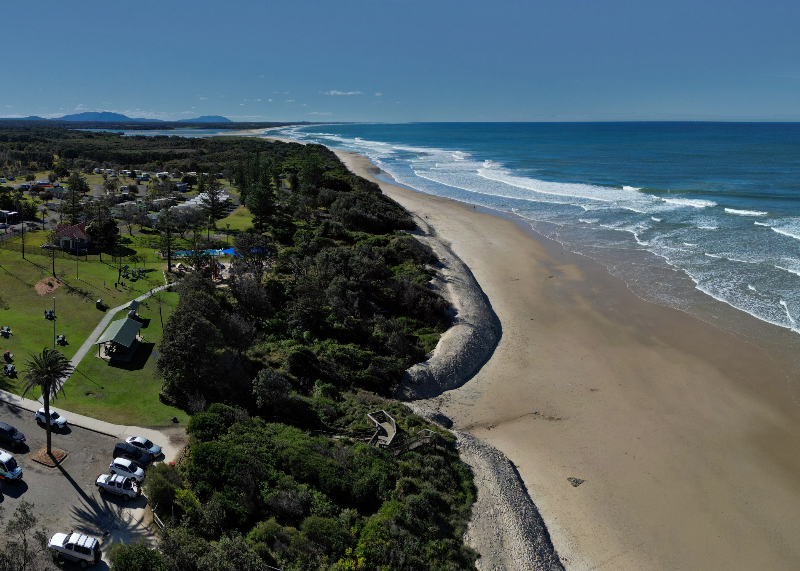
[0,402,155,568]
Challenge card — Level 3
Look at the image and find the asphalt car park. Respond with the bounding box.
[0,402,155,568]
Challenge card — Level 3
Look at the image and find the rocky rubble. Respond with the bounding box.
[456,432,565,571]
[394,216,501,401]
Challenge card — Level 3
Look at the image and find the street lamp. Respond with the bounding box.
[53,297,56,349]
[226,223,230,245]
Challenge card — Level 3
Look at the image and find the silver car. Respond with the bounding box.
[125,435,162,459]
[109,457,144,483]
[96,474,140,500]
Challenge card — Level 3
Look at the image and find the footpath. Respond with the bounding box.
[1,281,182,460]
[0,388,184,463]
[67,283,173,376]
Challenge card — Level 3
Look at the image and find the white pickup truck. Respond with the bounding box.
[95,474,141,500]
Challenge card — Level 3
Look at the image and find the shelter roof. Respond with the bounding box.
[95,317,142,347]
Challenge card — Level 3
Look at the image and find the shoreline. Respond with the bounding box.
[333,148,800,570]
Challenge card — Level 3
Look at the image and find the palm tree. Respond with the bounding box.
[20,348,73,456]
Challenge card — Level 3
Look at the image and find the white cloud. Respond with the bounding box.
[178,111,194,115]
[323,90,363,95]
[75,104,87,110]
[268,99,273,102]
[286,100,294,102]
[240,103,244,106]
[375,92,382,96]
[257,98,261,101]
[309,112,332,115]
[198,96,208,100]
[5,105,11,108]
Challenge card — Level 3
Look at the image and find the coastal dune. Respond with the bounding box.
[334,149,800,570]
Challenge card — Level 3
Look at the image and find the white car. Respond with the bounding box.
[109,457,144,482]
[0,451,22,481]
[35,408,68,429]
[48,532,101,567]
[125,436,162,459]
[96,474,140,500]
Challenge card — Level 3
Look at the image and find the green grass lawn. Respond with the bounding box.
[217,206,253,232]
[59,290,189,426]
[0,248,187,426]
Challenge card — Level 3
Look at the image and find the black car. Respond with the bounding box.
[112,442,152,468]
[0,422,26,450]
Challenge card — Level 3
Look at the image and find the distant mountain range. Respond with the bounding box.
[18,111,233,123]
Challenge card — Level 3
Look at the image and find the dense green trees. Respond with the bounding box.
[135,400,476,571]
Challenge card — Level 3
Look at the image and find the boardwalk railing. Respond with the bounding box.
[389,429,439,456]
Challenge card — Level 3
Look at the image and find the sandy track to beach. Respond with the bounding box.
[334,149,800,570]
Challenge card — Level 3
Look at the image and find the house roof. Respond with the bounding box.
[56,222,89,241]
[95,317,142,348]
[127,300,140,311]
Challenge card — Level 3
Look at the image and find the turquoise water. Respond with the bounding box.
[272,123,800,339]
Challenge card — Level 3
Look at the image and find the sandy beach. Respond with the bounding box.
[334,149,800,570]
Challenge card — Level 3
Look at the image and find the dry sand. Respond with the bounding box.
[334,149,800,570]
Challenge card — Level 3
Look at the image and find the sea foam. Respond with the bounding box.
[725,208,768,216]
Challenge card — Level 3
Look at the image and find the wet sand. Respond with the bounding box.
[335,149,800,570]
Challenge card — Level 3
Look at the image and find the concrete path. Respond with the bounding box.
[67,283,172,376]
[0,388,185,463]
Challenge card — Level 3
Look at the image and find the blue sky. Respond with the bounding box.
[2,0,799,122]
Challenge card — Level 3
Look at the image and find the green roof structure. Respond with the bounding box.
[127,300,140,311]
[95,317,143,348]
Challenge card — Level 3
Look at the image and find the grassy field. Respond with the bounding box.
[217,205,253,232]
[0,247,188,426]
[60,290,189,426]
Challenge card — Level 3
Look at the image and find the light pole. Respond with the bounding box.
[226,223,230,245]
[53,297,56,349]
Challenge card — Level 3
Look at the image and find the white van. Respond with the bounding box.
[0,451,23,481]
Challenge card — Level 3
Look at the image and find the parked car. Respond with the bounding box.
[0,422,25,449]
[7,176,14,181]
[112,442,152,467]
[109,457,144,482]
[35,408,68,429]
[0,451,22,481]
[19,183,30,190]
[125,436,162,459]
[95,474,140,500]
[48,532,101,567]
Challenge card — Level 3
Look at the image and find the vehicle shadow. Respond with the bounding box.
[0,442,30,455]
[35,423,73,436]
[0,479,29,500]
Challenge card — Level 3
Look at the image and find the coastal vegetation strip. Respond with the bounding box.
[0,127,483,569]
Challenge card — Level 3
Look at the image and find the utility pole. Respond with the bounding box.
[53,297,56,349]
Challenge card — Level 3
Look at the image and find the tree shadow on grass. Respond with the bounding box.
[107,343,154,372]
[130,317,151,330]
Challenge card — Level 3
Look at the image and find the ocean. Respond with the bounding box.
[271,122,800,348]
